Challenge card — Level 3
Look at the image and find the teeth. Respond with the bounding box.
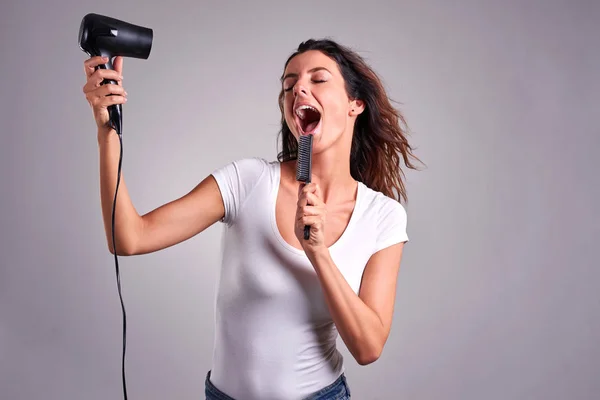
[295,104,318,119]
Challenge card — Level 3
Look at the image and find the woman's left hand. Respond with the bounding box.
[295,182,327,255]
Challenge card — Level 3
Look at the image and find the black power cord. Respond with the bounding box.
[109,115,128,400]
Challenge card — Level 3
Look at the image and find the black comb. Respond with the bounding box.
[296,135,313,240]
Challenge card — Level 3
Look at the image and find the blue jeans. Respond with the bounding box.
[205,370,351,400]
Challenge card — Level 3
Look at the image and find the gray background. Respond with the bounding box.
[1,0,598,399]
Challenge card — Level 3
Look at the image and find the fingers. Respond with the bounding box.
[94,68,122,86]
[88,94,127,108]
[298,183,323,202]
[92,93,128,108]
[84,56,109,78]
[86,83,127,106]
[295,183,326,244]
[299,182,318,195]
[297,189,321,208]
[113,56,124,74]
[299,215,322,227]
[82,56,128,128]
[83,56,125,77]
[300,204,321,217]
[83,56,123,85]
[83,69,123,92]
[85,82,126,98]
[297,191,325,219]
[302,192,320,207]
[82,61,126,108]
[312,183,323,199]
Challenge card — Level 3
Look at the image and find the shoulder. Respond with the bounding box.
[213,156,272,174]
[211,157,279,225]
[211,156,277,185]
[359,183,407,223]
[358,183,409,250]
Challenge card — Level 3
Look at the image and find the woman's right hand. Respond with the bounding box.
[82,56,127,131]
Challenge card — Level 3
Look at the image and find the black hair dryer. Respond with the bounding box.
[78,13,153,135]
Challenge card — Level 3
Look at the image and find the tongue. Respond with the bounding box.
[305,120,319,133]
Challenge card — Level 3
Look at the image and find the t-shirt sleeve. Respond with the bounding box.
[211,157,267,225]
[374,199,409,253]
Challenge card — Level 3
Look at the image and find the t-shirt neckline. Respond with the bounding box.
[269,161,363,256]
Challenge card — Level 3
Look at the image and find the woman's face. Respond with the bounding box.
[282,50,363,152]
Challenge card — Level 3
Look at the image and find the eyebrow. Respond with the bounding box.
[281,67,331,82]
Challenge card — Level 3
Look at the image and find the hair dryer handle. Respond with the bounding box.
[95,55,123,135]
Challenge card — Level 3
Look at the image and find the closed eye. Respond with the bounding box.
[283,79,327,92]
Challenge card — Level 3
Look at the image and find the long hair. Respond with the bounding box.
[277,39,423,204]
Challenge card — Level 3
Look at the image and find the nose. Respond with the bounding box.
[293,84,308,97]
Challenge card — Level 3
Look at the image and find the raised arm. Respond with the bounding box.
[84,55,224,256]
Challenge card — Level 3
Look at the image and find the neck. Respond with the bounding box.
[301,131,356,203]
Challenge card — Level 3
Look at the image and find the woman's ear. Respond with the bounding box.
[349,99,365,116]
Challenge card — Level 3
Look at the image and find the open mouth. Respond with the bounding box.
[295,104,322,135]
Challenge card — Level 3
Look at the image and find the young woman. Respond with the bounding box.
[82,39,421,400]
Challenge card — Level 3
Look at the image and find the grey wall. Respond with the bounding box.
[1,0,598,399]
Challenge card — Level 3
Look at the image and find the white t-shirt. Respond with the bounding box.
[209,157,409,400]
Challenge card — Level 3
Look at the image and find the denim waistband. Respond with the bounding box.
[205,370,351,400]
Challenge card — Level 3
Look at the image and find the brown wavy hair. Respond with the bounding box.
[277,39,423,204]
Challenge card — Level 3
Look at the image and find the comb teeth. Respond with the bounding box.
[296,135,313,183]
